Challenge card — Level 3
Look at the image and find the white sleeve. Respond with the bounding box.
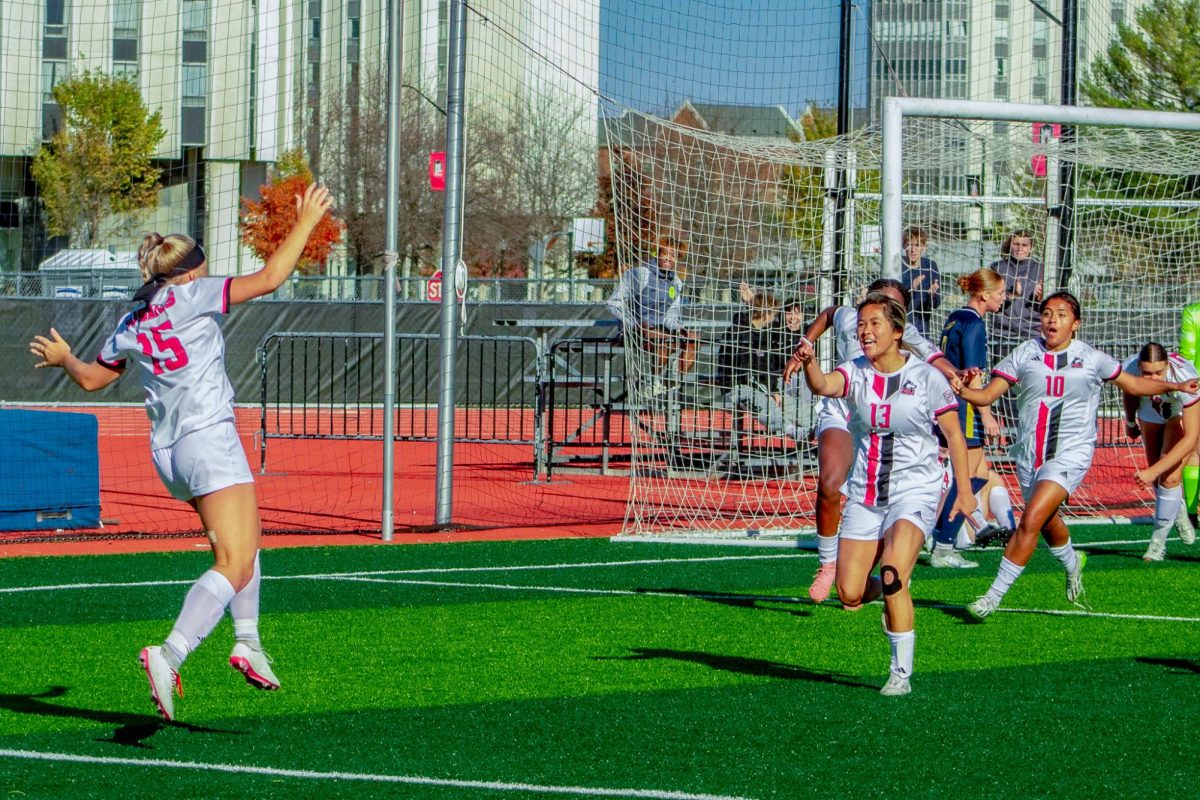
[928,369,958,417]
[605,269,638,327]
[1094,348,1122,383]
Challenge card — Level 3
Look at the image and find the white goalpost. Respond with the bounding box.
[606,99,1200,543]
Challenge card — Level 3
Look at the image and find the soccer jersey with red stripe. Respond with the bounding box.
[837,354,958,507]
[993,338,1121,474]
[98,277,235,449]
[1121,352,1200,423]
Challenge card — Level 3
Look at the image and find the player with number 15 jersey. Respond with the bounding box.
[98,278,235,451]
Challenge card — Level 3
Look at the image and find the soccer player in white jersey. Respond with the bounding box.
[1120,343,1200,561]
[956,292,1198,619]
[794,292,976,696]
[29,184,335,721]
[783,278,957,603]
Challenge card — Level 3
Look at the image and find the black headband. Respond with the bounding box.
[132,245,206,307]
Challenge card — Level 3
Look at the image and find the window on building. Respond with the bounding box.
[347,0,360,66]
[1112,0,1126,24]
[44,0,67,35]
[42,60,67,102]
[995,0,1010,19]
[113,0,139,77]
[182,0,208,40]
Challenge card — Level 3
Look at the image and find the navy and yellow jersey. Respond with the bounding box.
[940,307,988,372]
[940,307,989,445]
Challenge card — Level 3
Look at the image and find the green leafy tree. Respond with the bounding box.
[1081,0,1200,278]
[31,70,165,247]
[1083,0,1200,111]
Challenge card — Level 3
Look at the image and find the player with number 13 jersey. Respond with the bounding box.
[839,354,958,510]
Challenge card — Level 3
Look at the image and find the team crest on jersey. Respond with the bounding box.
[1071,357,1084,368]
[901,380,917,395]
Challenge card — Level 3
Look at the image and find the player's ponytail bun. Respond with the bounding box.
[138,233,196,282]
[958,268,1003,298]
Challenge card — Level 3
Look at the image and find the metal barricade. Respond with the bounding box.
[545,337,631,477]
[257,332,537,472]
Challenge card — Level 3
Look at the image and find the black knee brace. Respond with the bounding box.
[880,565,903,596]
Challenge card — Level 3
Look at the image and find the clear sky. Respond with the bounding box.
[598,0,872,117]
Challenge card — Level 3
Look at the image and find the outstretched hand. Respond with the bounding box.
[295,183,334,228]
[952,367,983,395]
[783,338,816,384]
[1176,378,1200,395]
[30,328,71,369]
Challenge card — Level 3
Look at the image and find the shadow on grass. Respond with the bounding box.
[633,587,812,617]
[594,648,877,690]
[1135,657,1200,675]
[0,687,242,749]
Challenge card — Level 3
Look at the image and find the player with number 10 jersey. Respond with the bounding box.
[991,336,1121,498]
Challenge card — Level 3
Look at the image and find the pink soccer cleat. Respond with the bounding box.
[808,561,837,603]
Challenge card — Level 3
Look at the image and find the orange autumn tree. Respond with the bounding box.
[239,149,343,274]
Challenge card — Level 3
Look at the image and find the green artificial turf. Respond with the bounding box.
[0,531,1197,799]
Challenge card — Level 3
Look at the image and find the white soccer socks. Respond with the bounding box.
[164,569,237,668]
[230,551,263,649]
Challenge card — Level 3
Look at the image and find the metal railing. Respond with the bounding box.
[2,270,620,303]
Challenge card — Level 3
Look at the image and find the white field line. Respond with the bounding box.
[0,748,754,800]
[0,554,806,594]
[304,575,1200,623]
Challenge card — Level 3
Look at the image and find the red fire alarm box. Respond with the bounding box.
[429,152,446,191]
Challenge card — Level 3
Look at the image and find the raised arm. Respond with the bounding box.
[782,305,837,384]
[30,328,123,392]
[792,337,846,398]
[228,184,334,306]
[957,372,1010,407]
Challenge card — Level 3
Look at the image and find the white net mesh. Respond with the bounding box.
[607,107,1200,537]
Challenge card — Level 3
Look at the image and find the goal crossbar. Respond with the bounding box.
[880,97,1200,278]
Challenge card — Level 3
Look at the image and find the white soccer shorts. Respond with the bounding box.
[814,396,851,436]
[1016,450,1092,502]
[152,420,254,501]
[839,492,940,541]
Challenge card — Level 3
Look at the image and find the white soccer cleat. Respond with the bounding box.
[1066,553,1088,606]
[1176,506,1196,546]
[230,642,281,690]
[966,594,999,620]
[139,645,182,721]
[930,548,979,569]
[1143,539,1167,563]
[880,672,911,697]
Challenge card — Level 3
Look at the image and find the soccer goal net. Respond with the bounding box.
[606,99,1200,541]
